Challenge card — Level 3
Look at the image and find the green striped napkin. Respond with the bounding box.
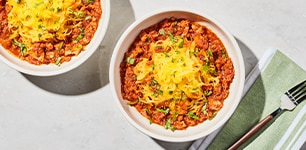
[207,50,306,149]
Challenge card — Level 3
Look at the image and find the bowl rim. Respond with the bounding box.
[110,7,245,142]
[0,0,110,76]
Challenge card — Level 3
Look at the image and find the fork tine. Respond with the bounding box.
[295,83,306,104]
[292,85,306,99]
[288,80,306,95]
[286,80,306,104]
[296,94,306,104]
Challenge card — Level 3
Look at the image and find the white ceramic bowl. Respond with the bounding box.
[0,0,110,76]
[109,8,245,142]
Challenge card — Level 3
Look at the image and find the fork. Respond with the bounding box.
[228,80,306,150]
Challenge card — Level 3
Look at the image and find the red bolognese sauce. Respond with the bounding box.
[0,0,102,65]
[120,17,234,131]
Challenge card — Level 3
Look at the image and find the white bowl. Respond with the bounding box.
[109,8,245,142]
[0,0,110,76]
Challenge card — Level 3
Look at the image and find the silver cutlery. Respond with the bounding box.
[228,80,306,150]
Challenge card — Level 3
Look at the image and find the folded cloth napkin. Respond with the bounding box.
[205,50,306,149]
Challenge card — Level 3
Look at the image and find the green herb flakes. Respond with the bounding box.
[187,112,199,120]
[207,49,213,56]
[55,57,62,66]
[164,118,175,132]
[73,28,85,43]
[145,108,152,124]
[126,57,135,65]
[159,29,165,35]
[156,108,169,115]
[12,40,27,56]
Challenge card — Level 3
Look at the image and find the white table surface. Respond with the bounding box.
[1,0,305,149]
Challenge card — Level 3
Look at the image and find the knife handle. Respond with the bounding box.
[228,108,281,150]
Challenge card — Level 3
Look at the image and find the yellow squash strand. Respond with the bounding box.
[7,0,82,50]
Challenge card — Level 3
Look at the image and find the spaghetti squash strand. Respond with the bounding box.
[134,36,219,108]
[7,0,84,51]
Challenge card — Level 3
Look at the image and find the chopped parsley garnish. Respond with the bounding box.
[34,1,44,8]
[57,7,62,12]
[208,69,218,76]
[156,108,169,115]
[74,28,85,43]
[85,16,92,21]
[38,24,47,30]
[168,31,178,43]
[152,89,163,97]
[126,57,135,65]
[58,42,63,51]
[203,64,209,71]
[155,45,162,49]
[38,33,42,40]
[173,111,178,121]
[159,29,165,35]
[12,40,27,56]
[127,97,140,105]
[204,90,212,96]
[178,39,184,48]
[192,87,199,91]
[207,49,213,56]
[187,112,199,120]
[202,104,208,115]
[221,49,228,58]
[164,118,175,132]
[55,57,62,66]
[145,108,152,124]
[150,79,158,86]
[173,21,178,30]
[78,12,85,18]
[85,0,95,4]
[163,51,169,57]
